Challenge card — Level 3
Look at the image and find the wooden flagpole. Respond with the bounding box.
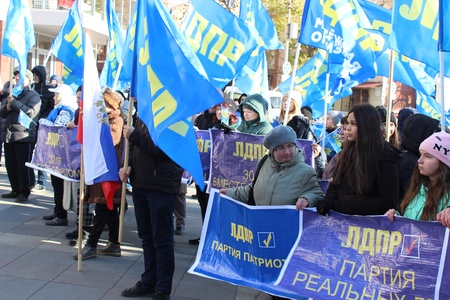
[77,149,85,271]
[118,97,133,243]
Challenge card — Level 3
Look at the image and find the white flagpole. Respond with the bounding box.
[42,49,53,67]
[321,73,330,149]
[439,51,446,131]
[386,50,395,141]
[283,43,301,125]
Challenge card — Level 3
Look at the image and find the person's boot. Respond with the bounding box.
[97,242,121,257]
[73,244,97,260]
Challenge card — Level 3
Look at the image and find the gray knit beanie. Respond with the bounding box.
[263,126,297,152]
[328,110,344,126]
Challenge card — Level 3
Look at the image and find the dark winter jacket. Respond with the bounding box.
[195,109,216,130]
[286,115,327,178]
[128,117,183,194]
[31,66,55,119]
[317,142,400,216]
[397,114,439,205]
[0,86,41,143]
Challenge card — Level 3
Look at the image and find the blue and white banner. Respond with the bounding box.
[207,131,313,192]
[277,210,450,299]
[196,130,212,184]
[26,124,81,181]
[190,190,450,299]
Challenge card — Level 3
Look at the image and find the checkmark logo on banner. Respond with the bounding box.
[257,232,275,248]
[263,233,272,247]
[401,234,421,258]
[406,235,420,255]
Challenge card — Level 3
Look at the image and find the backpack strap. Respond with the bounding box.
[247,154,269,205]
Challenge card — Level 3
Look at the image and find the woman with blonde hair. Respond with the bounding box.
[273,90,302,126]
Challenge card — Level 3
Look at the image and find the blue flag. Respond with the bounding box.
[181,0,259,88]
[100,0,127,89]
[358,0,437,96]
[276,50,352,119]
[439,0,450,52]
[50,1,84,89]
[18,109,33,129]
[416,91,450,128]
[128,0,223,189]
[299,0,378,100]
[239,0,283,50]
[390,0,450,76]
[1,0,35,91]
[235,50,269,95]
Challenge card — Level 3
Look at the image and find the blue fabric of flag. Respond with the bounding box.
[298,0,377,101]
[358,0,437,96]
[416,91,450,127]
[235,50,268,95]
[1,0,35,93]
[276,50,352,119]
[439,0,450,51]
[100,0,126,89]
[129,0,224,189]
[118,5,137,84]
[180,0,259,88]
[390,0,450,77]
[299,0,377,66]
[50,1,84,87]
[239,0,282,50]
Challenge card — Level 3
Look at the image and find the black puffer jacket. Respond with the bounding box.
[31,66,55,119]
[0,86,41,143]
[397,114,439,205]
[128,118,183,194]
[317,142,400,216]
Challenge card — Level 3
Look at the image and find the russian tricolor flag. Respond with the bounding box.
[79,33,121,209]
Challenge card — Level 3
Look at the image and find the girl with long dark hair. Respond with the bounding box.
[317,103,400,216]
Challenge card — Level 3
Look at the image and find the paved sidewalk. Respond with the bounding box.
[0,164,272,300]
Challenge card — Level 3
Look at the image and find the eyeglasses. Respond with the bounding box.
[274,143,296,153]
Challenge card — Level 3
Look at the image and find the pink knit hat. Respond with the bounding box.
[419,132,450,168]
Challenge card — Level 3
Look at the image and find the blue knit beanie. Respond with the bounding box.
[50,74,59,84]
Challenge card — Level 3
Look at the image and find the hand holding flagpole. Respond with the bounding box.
[118,98,133,243]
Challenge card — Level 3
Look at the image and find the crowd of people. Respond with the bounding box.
[1,67,450,300]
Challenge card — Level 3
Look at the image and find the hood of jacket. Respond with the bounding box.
[239,95,267,123]
[31,66,46,84]
[401,114,439,156]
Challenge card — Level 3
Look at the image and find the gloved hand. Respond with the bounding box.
[316,200,330,216]
[222,123,234,134]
